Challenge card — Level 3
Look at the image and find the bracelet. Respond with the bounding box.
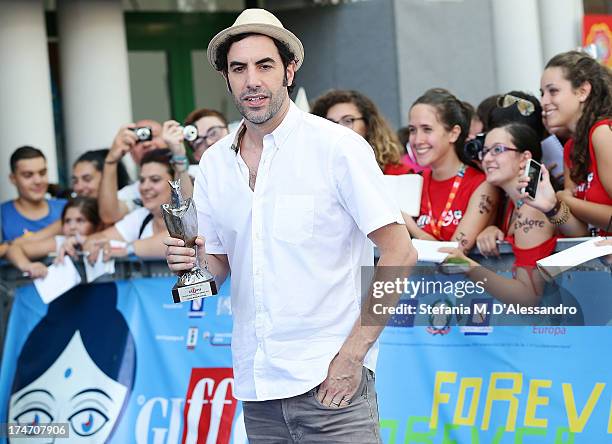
[548,201,570,225]
[105,158,120,165]
[544,200,561,218]
[171,155,188,165]
[126,242,135,256]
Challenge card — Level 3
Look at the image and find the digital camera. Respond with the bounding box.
[464,133,485,161]
[183,124,198,142]
[131,126,152,142]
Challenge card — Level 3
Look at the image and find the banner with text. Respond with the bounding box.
[1,274,611,443]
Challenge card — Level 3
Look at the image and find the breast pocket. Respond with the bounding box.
[273,195,314,244]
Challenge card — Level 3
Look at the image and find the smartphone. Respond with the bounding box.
[522,159,542,199]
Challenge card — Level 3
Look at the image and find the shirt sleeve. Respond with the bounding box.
[114,207,149,242]
[193,163,225,254]
[330,132,405,236]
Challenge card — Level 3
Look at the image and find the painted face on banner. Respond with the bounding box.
[8,332,128,443]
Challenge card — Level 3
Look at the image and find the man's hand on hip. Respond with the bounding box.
[316,352,362,408]
[164,235,206,274]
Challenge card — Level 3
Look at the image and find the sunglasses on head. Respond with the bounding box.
[497,94,535,117]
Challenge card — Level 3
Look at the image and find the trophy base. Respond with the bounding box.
[172,279,218,303]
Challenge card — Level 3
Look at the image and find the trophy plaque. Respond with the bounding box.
[161,179,218,303]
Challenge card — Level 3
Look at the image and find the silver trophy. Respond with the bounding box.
[161,179,217,303]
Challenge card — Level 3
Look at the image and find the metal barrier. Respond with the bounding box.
[1,237,610,359]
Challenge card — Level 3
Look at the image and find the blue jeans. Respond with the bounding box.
[242,367,382,443]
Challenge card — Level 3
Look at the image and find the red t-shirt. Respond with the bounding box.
[383,161,412,175]
[502,201,557,267]
[563,119,612,235]
[416,166,485,241]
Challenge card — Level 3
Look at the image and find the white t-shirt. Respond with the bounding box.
[114,207,153,242]
[117,182,142,212]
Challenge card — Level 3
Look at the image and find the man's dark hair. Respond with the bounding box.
[10,146,46,173]
[215,33,298,94]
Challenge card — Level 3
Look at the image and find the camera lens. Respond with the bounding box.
[183,124,198,142]
[134,127,152,141]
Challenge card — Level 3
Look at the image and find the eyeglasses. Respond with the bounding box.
[478,144,520,160]
[497,94,536,117]
[327,115,365,129]
[189,125,228,150]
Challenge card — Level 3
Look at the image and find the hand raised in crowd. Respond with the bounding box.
[476,225,505,257]
[106,124,139,164]
[23,262,48,279]
[517,162,557,213]
[162,120,187,156]
[164,235,205,274]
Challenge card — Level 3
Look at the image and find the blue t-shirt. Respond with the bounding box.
[0,199,67,241]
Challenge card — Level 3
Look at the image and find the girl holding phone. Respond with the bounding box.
[519,50,612,236]
[442,123,556,305]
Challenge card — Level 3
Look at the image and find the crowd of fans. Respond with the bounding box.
[0,49,610,307]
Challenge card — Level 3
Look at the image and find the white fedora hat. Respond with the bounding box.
[207,8,304,72]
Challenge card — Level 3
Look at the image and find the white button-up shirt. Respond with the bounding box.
[194,102,404,401]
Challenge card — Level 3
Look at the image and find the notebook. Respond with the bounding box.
[382,174,423,217]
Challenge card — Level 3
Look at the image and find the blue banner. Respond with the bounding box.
[1,274,611,443]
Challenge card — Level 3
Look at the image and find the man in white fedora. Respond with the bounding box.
[165,8,416,443]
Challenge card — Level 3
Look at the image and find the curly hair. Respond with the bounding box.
[311,90,403,170]
[545,51,612,183]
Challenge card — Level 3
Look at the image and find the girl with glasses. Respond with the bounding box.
[405,88,499,252]
[311,90,411,175]
[441,123,557,306]
[519,50,612,237]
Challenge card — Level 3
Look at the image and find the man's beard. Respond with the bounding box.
[233,86,286,125]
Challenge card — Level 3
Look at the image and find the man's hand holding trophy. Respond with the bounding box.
[161,179,218,303]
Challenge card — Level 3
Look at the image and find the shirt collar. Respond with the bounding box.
[229,100,301,153]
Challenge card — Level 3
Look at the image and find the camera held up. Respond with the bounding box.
[131,126,153,142]
[464,133,485,162]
